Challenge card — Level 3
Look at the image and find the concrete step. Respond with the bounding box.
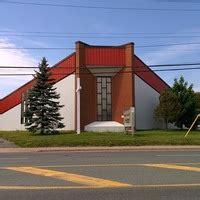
[84,121,125,132]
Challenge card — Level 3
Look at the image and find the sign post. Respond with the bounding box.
[123,107,135,136]
[76,77,82,134]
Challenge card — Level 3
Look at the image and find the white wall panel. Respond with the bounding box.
[56,74,75,130]
[0,74,75,131]
[0,105,25,131]
[134,75,164,130]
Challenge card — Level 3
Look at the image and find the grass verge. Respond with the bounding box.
[0,130,200,147]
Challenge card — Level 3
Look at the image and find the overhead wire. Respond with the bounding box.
[1,30,200,35]
[0,0,200,12]
[1,42,200,50]
[1,67,200,76]
[1,34,200,39]
[1,66,200,76]
[1,62,200,69]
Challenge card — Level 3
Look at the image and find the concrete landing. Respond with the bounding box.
[84,121,125,132]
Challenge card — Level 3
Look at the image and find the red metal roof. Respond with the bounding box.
[85,47,126,66]
[0,53,76,114]
[134,55,170,93]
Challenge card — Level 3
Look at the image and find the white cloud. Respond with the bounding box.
[0,37,38,98]
[0,37,37,66]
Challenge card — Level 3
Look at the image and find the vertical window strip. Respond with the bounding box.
[96,77,112,121]
[21,93,25,124]
[24,92,28,124]
[21,91,28,124]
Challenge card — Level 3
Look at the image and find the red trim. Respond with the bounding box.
[0,53,76,114]
[134,55,170,93]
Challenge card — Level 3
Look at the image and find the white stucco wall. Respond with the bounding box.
[56,74,75,130]
[134,75,164,130]
[0,74,76,131]
[0,105,25,131]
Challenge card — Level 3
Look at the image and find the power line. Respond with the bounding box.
[2,47,200,52]
[1,42,200,50]
[137,42,200,48]
[0,67,199,76]
[1,62,200,69]
[1,30,200,35]
[150,63,200,67]
[0,47,73,50]
[154,66,200,71]
[2,34,200,39]
[1,66,200,76]
[0,0,200,12]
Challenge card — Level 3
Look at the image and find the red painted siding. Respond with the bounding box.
[134,55,169,93]
[0,80,36,114]
[85,47,126,66]
[50,53,76,81]
[0,53,76,114]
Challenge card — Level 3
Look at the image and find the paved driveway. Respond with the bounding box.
[0,138,17,148]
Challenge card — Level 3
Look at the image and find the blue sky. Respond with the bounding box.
[0,0,200,97]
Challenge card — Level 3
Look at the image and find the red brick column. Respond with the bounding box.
[112,43,134,123]
[76,42,97,130]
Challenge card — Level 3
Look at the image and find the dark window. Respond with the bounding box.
[97,77,112,121]
[21,92,28,124]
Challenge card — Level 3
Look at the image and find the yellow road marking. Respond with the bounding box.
[2,162,200,169]
[37,162,200,168]
[6,167,131,187]
[37,163,139,168]
[141,183,200,188]
[1,183,200,190]
[142,164,200,172]
[0,186,102,190]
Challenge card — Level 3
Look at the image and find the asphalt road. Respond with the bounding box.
[0,150,200,200]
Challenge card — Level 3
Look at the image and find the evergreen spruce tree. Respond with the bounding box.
[24,57,65,134]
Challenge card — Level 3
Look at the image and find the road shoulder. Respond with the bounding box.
[1,145,200,153]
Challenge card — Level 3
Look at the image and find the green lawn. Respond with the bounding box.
[0,130,200,147]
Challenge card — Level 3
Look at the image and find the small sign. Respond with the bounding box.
[123,107,135,135]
